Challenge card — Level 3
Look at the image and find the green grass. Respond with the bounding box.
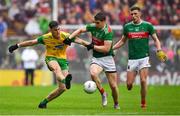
[0,84,180,115]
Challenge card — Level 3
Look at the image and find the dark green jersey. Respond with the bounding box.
[86,23,114,58]
[123,20,155,59]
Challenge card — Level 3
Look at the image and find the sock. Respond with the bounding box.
[60,79,65,84]
[141,99,146,105]
[99,88,105,95]
[41,98,48,105]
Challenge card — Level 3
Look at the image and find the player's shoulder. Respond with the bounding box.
[142,20,153,26]
[61,31,70,35]
[124,21,133,28]
[86,23,96,28]
[60,31,70,38]
[42,32,52,38]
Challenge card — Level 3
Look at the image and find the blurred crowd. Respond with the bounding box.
[0,0,180,73]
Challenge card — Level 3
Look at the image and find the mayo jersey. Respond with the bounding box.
[123,20,156,59]
[86,23,114,58]
[37,31,70,59]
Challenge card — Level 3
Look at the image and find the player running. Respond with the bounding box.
[113,6,167,108]
[8,21,82,109]
[63,12,120,109]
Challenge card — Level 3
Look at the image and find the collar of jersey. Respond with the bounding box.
[132,20,143,25]
[99,24,107,31]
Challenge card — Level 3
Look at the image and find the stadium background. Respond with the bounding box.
[0,0,180,86]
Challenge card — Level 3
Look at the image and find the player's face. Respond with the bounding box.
[94,20,105,29]
[131,10,141,23]
[51,26,60,39]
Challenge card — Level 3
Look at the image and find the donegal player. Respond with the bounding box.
[113,6,167,108]
[8,21,77,108]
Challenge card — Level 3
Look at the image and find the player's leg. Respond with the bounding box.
[59,59,72,89]
[139,68,148,108]
[41,81,66,105]
[102,56,119,109]
[106,72,119,109]
[126,59,138,90]
[47,60,66,82]
[90,63,103,91]
[138,57,151,108]
[47,57,72,89]
[127,71,137,90]
[89,63,107,106]
[38,60,66,108]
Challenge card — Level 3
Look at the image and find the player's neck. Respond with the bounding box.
[100,24,106,30]
[133,19,142,25]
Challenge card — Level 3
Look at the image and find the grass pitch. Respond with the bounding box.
[0,84,180,115]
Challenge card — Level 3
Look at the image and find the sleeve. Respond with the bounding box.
[86,23,95,32]
[104,32,113,41]
[148,23,156,35]
[37,36,45,44]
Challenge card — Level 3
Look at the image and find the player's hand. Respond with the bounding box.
[8,44,19,53]
[63,37,72,45]
[156,50,167,62]
[85,43,94,51]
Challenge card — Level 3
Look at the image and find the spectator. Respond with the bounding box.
[21,47,39,86]
[25,16,42,35]
[0,15,8,66]
[0,15,8,42]
[8,1,20,21]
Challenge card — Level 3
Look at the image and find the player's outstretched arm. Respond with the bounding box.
[8,39,38,53]
[63,27,87,45]
[69,27,87,39]
[74,37,90,46]
[113,35,127,50]
[151,33,167,62]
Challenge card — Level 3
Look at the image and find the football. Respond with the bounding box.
[84,81,97,94]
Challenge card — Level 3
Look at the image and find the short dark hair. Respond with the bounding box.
[49,21,59,29]
[130,6,141,11]
[94,12,106,21]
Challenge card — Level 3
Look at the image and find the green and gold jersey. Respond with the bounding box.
[123,20,156,59]
[86,23,114,58]
[37,31,70,59]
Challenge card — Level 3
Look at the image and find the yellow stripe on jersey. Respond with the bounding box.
[37,31,70,59]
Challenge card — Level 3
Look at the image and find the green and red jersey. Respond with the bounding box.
[123,20,156,59]
[86,23,114,58]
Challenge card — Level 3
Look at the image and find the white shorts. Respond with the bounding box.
[91,56,116,72]
[127,57,151,72]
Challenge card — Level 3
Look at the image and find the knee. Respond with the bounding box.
[90,71,98,79]
[141,79,146,84]
[52,67,58,74]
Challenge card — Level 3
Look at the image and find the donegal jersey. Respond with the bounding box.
[86,23,114,58]
[37,31,70,59]
[123,20,155,59]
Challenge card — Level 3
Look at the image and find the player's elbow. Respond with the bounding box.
[79,28,85,34]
